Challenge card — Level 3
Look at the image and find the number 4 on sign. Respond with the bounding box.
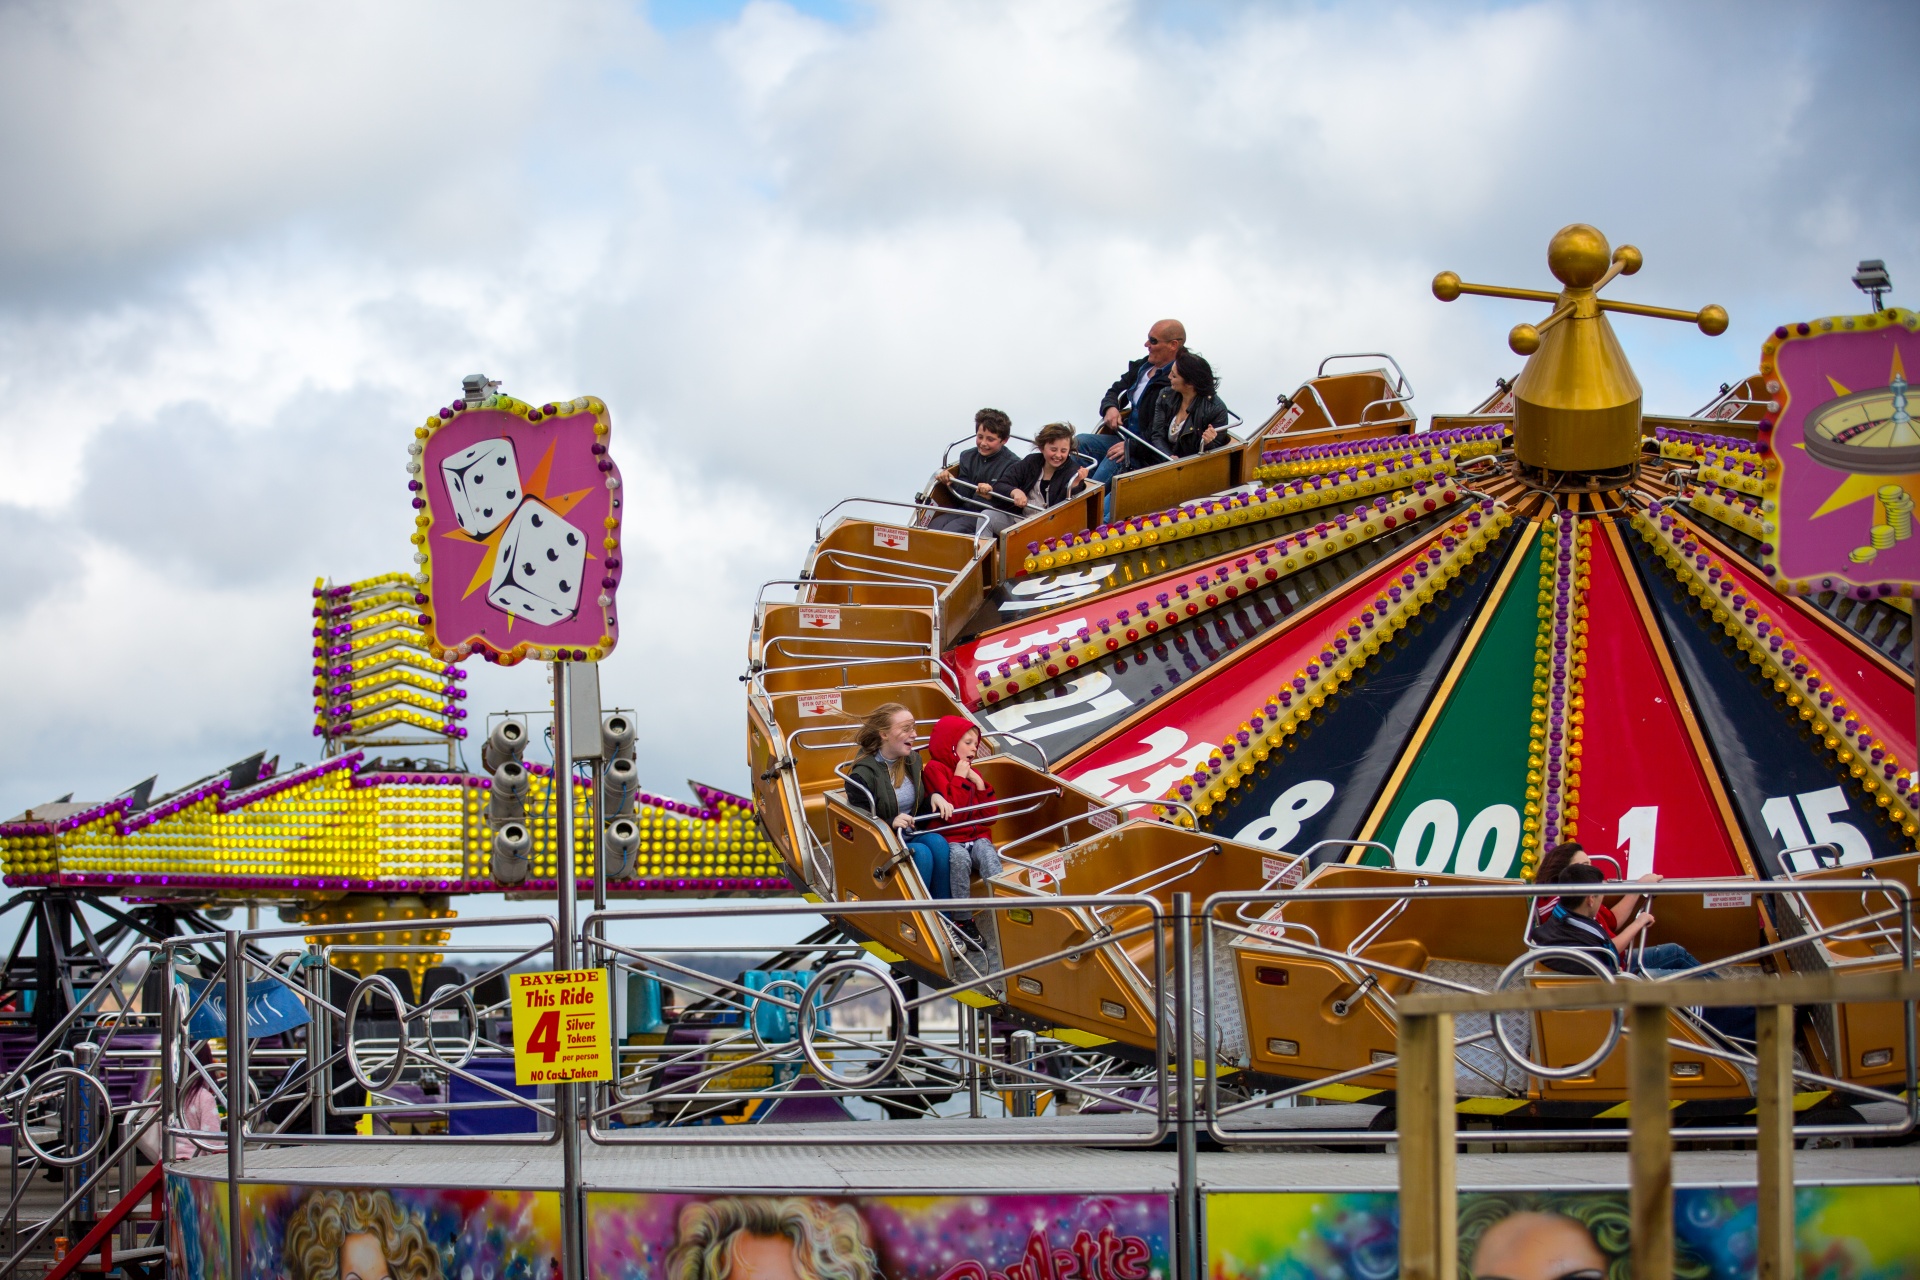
[526,1009,561,1062]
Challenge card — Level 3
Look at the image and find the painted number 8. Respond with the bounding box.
[1234,780,1336,852]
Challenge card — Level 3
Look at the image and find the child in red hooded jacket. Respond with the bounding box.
[924,715,1004,940]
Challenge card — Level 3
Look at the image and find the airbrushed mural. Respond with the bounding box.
[1206,1185,1920,1280]
[167,1179,1171,1280]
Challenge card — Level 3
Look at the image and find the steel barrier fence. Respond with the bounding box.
[5,880,1913,1280]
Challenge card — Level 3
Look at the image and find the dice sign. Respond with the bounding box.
[441,438,523,537]
[487,498,587,624]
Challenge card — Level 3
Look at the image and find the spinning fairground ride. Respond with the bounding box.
[750,223,1920,1128]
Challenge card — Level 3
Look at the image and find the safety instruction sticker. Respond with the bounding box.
[510,968,612,1085]
[874,526,911,550]
[798,606,841,630]
[797,690,844,717]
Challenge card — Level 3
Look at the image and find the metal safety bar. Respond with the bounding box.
[814,498,987,543]
[755,578,941,611]
[578,895,1170,1146]
[1198,876,1916,1149]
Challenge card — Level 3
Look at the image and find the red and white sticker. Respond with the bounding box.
[797,606,841,630]
[1032,853,1067,888]
[1088,809,1118,832]
[1262,855,1302,887]
[874,526,911,551]
[1275,402,1305,432]
[797,691,844,717]
[1702,892,1752,909]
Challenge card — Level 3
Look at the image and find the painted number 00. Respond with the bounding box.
[1392,800,1522,877]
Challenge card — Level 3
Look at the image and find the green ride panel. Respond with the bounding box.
[1368,526,1541,878]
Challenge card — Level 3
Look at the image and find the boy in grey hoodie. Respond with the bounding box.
[930,408,1025,535]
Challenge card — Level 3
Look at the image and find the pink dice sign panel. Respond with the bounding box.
[411,395,623,667]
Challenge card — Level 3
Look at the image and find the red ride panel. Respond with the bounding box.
[1697,526,1914,765]
[1059,538,1443,805]
[1578,526,1744,879]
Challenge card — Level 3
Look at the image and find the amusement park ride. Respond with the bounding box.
[3,225,1917,1280]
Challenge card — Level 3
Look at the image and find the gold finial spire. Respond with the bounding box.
[1435,224,1727,481]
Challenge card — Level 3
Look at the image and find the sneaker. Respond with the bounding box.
[955,919,987,949]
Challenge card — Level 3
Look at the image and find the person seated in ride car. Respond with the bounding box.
[1534,864,1755,1041]
[845,703,953,897]
[1089,318,1184,478]
[1534,840,1669,960]
[923,715,1004,945]
[930,408,1025,535]
[1004,423,1090,516]
[1152,349,1233,459]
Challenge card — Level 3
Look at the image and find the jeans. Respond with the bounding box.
[1634,943,1703,972]
[904,832,951,900]
[947,837,1003,916]
[1077,432,1127,519]
[1640,945,1758,1042]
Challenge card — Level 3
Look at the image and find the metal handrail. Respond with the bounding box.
[761,635,935,663]
[1315,351,1416,420]
[814,497,986,542]
[1234,839,1392,924]
[755,578,941,611]
[1200,875,1916,1148]
[813,548,963,586]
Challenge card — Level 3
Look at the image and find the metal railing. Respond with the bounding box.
[578,896,1170,1146]
[1199,876,1917,1147]
[1,941,166,1275]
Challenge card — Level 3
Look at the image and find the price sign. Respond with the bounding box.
[510,968,612,1085]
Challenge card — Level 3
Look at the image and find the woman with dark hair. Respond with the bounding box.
[1004,422,1090,514]
[845,703,953,897]
[1151,350,1233,459]
[1533,840,1656,935]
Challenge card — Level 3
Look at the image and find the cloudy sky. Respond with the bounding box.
[1,0,1914,826]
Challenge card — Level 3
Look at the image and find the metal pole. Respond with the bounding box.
[1009,1030,1036,1118]
[225,929,246,1280]
[551,661,583,1280]
[1172,891,1198,1280]
[964,1004,982,1119]
[306,944,327,1136]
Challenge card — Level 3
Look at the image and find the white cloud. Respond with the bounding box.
[0,0,1915,826]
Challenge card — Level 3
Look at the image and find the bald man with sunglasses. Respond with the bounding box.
[1080,318,1185,516]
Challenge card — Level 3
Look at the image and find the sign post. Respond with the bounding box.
[406,378,626,1280]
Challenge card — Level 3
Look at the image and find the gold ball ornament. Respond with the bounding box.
[1432,271,1463,302]
[1509,323,1542,356]
[1546,223,1610,289]
[1697,304,1729,336]
[1611,244,1643,276]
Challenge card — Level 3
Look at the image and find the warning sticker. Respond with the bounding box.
[798,607,841,631]
[797,691,844,717]
[874,526,911,551]
[1032,853,1067,888]
[1088,810,1118,831]
[1702,892,1752,910]
[510,968,612,1085]
[1275,402,1305,432]
[1262,855,1302,886]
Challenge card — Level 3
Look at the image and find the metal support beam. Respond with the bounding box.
[225,930,246,1280]
[552,660,583,1280]
[1171,892,1200,1280]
